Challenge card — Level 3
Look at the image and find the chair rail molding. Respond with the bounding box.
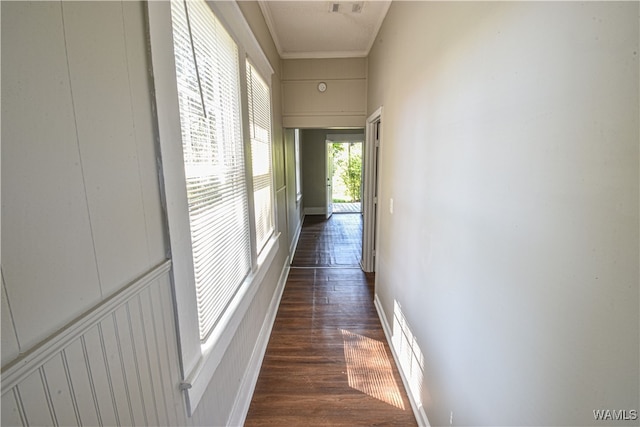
[1,260,172,393]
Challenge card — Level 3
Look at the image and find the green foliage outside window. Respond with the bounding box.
[332,142,362,203]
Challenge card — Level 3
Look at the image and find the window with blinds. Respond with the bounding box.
[171,0,251,342]
[294,129,302,199]
[246,62,274,253]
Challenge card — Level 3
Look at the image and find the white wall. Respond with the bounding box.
[282,58,367,128]
[2,0,166,363]
[368,2,639,426]
[283,129,304,257]
[1,1,297,425]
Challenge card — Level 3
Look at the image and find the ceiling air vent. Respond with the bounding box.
[328,2,364,14]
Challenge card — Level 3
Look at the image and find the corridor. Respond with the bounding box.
[245,214,417,426]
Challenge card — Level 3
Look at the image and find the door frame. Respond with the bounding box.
[361,107,382,272]
[325,133,364,217]
[325,140,334,219]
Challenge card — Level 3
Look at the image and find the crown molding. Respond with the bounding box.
[257,0,391,61]
[365,0,392,55]
[280,50,369,60]
[257,0,285,58]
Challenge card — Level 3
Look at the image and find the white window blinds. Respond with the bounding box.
[246,62,274,253]
[294,129,302,198]
[171,0,251,341]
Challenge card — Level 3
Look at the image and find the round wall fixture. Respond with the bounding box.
[317,82,327,93]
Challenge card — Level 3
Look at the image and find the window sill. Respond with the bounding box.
[182,232,281,416]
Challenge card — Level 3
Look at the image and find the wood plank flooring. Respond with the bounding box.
[245,214,417,426]
[292,214,363,267]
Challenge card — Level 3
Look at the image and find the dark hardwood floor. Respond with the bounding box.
[245,214,417,426]
[291,214,363,267]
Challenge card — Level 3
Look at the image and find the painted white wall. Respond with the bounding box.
[284,129,304,256]
[368,2,639,426]
[300,129,329,210]
[1,1,298,425]
[282,58,367,128]
[2,0,166,357]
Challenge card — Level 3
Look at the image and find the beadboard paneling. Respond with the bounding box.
[2,3,291,427]
[42,355,79,427]
[1,390,24,427]
[19,370,54,426]
[63,339,100,426]
[1,263,184,427]
[1,257,291,427]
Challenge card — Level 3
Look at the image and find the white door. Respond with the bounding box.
[326,141,334,219]
[362,108,382,272]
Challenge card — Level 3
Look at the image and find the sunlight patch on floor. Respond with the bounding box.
[341,329,405,409]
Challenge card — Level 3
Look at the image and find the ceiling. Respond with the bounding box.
[258,1,392,59]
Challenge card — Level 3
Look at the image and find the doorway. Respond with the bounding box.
[361,108,382,273]
[329,141,363,214]
[325,134,364,216]
[296,128,375,270]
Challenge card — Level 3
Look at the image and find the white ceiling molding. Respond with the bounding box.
[364,1,392,56]
[257,0,392,60]
[280,49,369,59]
[257,1,285,58]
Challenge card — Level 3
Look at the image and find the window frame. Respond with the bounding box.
[246,59,275,254]
[147,0,277,416]
[294,129,302,201]
[170,0,252,344]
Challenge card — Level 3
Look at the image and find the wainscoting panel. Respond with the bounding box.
[63,338,100,426]
[1,389,23,426]
[1,253,289,426]
[43,354,79,426]
[17,370,52,426]
[0,261,186,427]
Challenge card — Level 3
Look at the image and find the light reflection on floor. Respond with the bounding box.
[340,329,405,409]
[393,300,426,407]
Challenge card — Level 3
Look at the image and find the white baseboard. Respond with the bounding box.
[374,294,431,427]
[227,257,290,426]
[304,207,325,215]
